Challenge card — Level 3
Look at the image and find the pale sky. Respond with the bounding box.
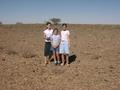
[0,0,120,24]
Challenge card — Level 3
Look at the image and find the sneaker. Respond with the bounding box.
[54,61,57,65]
[57,61,61,65]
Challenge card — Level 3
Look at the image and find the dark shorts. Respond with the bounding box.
[51,47,59,53]
[44,42,51,56]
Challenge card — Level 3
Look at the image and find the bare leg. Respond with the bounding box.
[56,52,60,64]
[44,56,48,66]
[61,54,65,66]
[56,52,60,61]
[49,54,54,61]
[66,54,69,65]
[53,52,57,62]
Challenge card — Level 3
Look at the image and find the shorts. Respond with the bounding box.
[44,42,51,56]
[51,47,59,53]
[59,42,69,54]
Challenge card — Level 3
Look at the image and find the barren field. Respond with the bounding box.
[0,24,120,90]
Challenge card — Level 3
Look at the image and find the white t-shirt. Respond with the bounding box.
[51,34,61,46]
[43,29,53,42]
[61,30,70,42]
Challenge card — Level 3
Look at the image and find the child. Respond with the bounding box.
[59,23,70,66]
[43,22,53,66]
[51,28,61,65]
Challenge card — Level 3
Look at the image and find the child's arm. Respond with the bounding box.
[43,33,47,40]
[59,35,61,46]
[43,30,46,39]
[67,31,70,48]
[68,35,70,48]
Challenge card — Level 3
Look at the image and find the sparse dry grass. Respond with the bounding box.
[0,24,120,90]
[6,49,18,55]
[22,48,38,58]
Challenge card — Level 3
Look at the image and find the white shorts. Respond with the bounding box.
[59,42,69,54]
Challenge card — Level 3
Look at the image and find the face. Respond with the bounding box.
[47,24,51,29]
[53,30,58,35]
[62,25,67,30]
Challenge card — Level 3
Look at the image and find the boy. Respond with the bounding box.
[59,23,70,66]
[43,22,53,66]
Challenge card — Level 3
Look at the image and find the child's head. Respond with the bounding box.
[62,23,67,30]
[46,22,52,29]
[53,28,59,35]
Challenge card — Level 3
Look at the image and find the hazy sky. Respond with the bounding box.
[0,0,120,24]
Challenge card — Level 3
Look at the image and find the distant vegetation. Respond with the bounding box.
[50,18,61,25]
[0,21,2,25]
[16,22,23,25]
[45,18,61,25]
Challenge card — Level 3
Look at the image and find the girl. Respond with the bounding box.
[51,28,61,65]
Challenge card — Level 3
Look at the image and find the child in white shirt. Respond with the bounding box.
[51,28,61,65]
[59,23,70,66]
[43,22,53,66]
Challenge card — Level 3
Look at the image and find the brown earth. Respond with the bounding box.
[0,24,120,90]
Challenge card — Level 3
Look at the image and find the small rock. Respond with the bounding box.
[33,70,35,72]
[2,58,5,61]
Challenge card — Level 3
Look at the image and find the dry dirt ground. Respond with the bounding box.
[0,24,120,90]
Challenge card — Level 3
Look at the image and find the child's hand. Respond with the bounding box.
[46,37,51,40]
